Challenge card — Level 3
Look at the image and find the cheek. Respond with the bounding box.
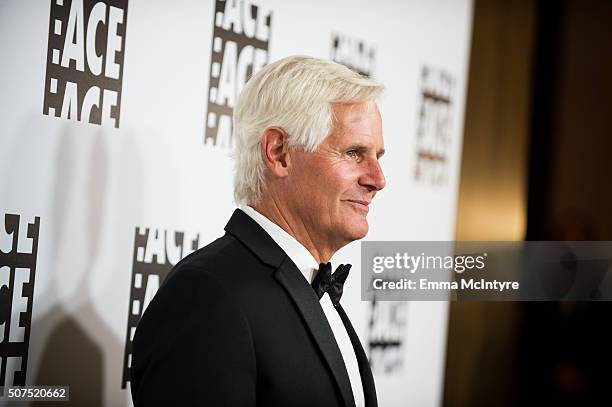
[336,170,360,196]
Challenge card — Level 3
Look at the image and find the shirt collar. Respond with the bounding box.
[240,205,319,283]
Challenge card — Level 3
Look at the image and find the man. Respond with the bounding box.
[131,56,386,406]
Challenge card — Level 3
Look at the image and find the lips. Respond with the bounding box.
[345,199,370,212]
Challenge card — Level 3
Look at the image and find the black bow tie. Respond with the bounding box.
[311,262,351,306]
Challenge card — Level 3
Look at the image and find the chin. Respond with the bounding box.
[345,221,369,241]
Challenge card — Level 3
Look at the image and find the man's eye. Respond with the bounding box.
[346,150,359,159]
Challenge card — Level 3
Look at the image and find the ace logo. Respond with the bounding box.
[414,66,455,186]
[204,0,272,147]
[0,214,40,387]
[121,226,201,388]
[330,33,375,78]
[368,301,407,375]
[43,0,128,128]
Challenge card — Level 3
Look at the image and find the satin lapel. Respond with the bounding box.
[274,257,356,407]
[335,304,378,407]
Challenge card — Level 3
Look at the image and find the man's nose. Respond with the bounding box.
[359,159,386,191]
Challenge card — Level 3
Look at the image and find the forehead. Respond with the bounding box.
[327,102,384,147]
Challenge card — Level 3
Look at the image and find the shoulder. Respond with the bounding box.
[130,237,259,404]
[138,231,271,328]
[132,234,258,358]
[164,232,272,289]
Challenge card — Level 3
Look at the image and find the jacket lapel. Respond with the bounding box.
[274,258,356,407]
[225,209,356,407]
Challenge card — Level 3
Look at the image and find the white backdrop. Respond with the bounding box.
[0,0,473,405]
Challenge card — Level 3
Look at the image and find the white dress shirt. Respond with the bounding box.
[240,205,365,407]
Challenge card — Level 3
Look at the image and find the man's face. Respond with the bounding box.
[287,102,386,249]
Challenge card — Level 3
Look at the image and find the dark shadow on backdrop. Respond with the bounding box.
[33,130,121,407]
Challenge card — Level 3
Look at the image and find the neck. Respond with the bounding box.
[250,198,336,264]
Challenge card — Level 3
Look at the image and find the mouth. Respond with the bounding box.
[345,199,370,213]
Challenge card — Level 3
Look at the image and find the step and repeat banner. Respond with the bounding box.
[0,0,473,405]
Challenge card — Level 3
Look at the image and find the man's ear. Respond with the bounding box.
[261,127,290,177]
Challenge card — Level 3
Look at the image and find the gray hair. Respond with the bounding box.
[232,55,384,205]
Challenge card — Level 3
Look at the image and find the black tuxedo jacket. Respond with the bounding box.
[131,209,377,406]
